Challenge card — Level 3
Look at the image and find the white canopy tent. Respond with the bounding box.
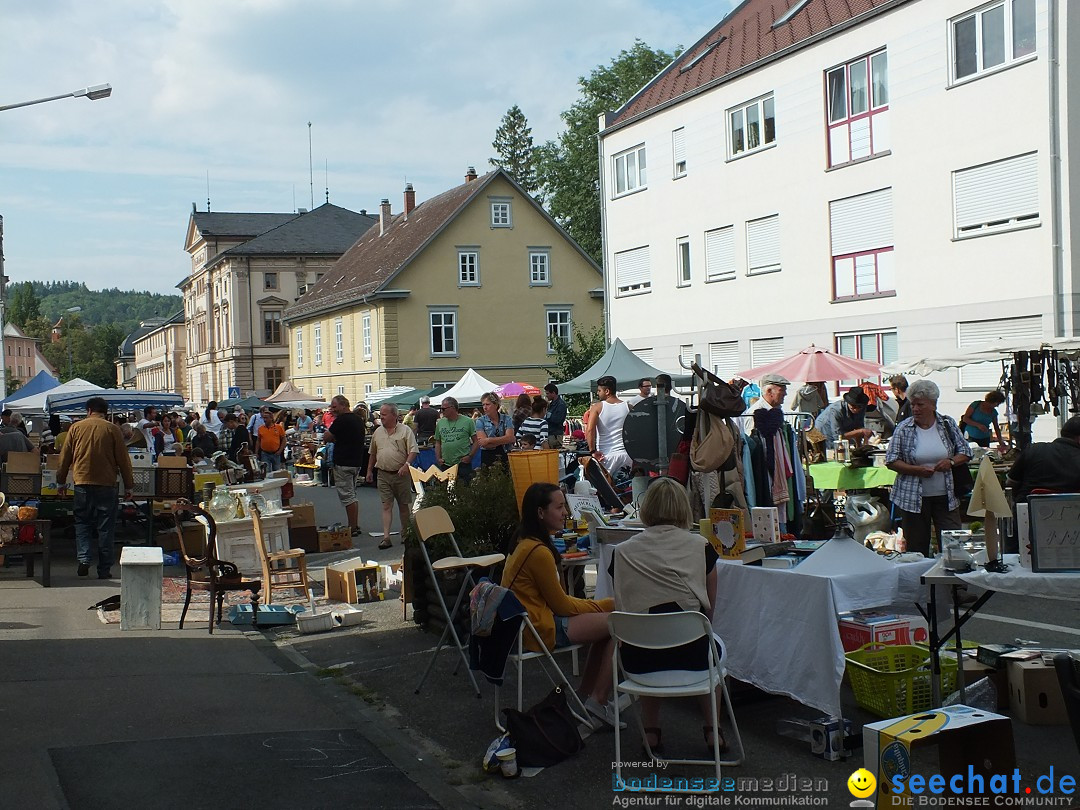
[365,385,417,406]
[883,337,1080,376]
[437,368,499,406]
[2,378,101,416]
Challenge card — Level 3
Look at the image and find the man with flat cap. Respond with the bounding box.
[741,373,789,431]
[815,386,873,448]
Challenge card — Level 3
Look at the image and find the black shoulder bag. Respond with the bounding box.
[502,685,585,767]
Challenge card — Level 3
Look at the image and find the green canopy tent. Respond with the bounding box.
[219,395,279,410]
[558,338,693,395]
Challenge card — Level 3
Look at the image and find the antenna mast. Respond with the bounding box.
[307,122,314,210]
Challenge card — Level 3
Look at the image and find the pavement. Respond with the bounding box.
[2,482,1078,809]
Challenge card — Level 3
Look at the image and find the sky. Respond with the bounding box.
[0,0,730,296]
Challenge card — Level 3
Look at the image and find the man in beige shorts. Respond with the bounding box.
[366,403,419,549]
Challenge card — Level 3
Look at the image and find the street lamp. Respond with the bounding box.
[65,306,82,380]
[0,84,112,112]
[0,83,112,400]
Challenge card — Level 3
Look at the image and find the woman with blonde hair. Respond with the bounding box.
[475,391,515,467]
[610,477,726,755]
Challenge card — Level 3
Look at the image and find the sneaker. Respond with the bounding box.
[97,570,114,580]
[77,563,90,577]
[350,527,363,537]
[585,697,627,730]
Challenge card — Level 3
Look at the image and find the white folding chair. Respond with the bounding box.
[608,611,744,785]
[495,613,589,732]
[413,505,504,698]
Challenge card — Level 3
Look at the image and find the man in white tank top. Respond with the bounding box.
[585,375,632,477]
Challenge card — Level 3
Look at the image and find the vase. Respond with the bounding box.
[208,487,236,524]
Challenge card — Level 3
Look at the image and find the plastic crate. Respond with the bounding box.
[227,604,300,626]
[507,449,560,513]
[2,472,42,496]
[155,467,193,500]
[845,642,958,718]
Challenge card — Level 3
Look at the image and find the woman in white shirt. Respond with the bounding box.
[203,401,223,438]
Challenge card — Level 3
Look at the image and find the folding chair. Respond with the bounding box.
[500,623,586,731]
[413,505,504,697]
[608,611,744,785]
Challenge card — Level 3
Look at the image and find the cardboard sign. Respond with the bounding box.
[1027,494,1080,572]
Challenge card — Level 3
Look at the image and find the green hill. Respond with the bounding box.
[16,281,181,335]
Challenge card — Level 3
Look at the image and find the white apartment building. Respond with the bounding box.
[132,311,186,396]
[599,0,1069,426]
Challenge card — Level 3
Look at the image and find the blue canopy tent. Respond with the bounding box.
[0,370,59,408]
[46,389,184,415]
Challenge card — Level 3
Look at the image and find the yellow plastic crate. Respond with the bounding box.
[845,642,958,718]
[507,449,560,513]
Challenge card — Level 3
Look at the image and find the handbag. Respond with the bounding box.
[691,363,745,418]
[953,462,974,499]
[502,686,584,767]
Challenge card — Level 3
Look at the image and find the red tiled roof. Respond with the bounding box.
[606,0,905,129]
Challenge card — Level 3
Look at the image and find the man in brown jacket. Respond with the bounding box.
[58,397,135,579]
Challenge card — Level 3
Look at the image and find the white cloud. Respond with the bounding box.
[0,0,730,293]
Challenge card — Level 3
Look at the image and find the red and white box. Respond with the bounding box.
[839,614,912,652]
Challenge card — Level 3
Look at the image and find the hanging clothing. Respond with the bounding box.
[792,384,827,418]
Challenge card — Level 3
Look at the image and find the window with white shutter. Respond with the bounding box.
[679,344,695,367]
[957,315,1041,389]
[746,215,781,275]
[631,348,654,365]
[836,329,898,386]
[830,188,895,300]
[953,152,1039,237]
[672,128,687,177]
[705,226,736,282]
[750,337,784,367]
[709,341,739,380]
[614,246,651,296]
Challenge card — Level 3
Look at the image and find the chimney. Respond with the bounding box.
[379,198,391,236]
[403,183,416,217]
[465,166,477,183]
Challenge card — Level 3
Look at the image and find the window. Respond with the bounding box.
[729,95,775,158]
[264,272,278,290]
[458,251,479,285]
[529,251,550,285]
[672,128,687,177]
[295,329,303,367]
[631,348,654,365]
[337,386,345,396]
[676,237,691,287]
[614,246,651,296]
[546,308,572,353]
[953,152,1039,237]
[316,386,324,397]
[952,0,1036,83]
[362,312,372,360]
[835,330,898,386]
[335,319,343,363]
[679,344,695,367]
[490,199,512,228]
[827,50,889,167]
[957,315,1041,388]
[430,310,457,356]
[750,337,784,368]
[265,368,284,390]
[263,311,281,345]
[830,188,895,300]
[704,226,736,282]
[364,383,373,395]
[709,341,739,380]
[746,215,781,275]
[432,381,456,389]
[613,144,647,196]
[313,323,322,364]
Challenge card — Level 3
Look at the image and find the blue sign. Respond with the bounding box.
[228,386,241,399]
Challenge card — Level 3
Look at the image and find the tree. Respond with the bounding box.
[545,324,608,412]
[535,40,677,264]
[7,282,41,328]
[490,104,538,195]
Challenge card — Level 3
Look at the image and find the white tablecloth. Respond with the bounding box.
[956,554,1080,600]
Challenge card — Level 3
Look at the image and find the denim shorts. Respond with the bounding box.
[554,615,571,649]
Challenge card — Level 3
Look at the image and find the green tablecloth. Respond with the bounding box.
[808,462,896,490]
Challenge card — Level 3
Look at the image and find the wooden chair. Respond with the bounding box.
[251,505,310,604]
[172,499,261,634]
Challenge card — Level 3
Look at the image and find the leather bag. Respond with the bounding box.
[953,463,974,500]
[503,686,584,767]
[690,411,736,473]
[692,363,746,418]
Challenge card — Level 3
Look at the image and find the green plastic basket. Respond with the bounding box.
[845,642,958,718]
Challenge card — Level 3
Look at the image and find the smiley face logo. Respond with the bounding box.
[847,768,877,799]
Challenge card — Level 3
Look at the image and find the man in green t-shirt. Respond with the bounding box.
[434,397,478,483]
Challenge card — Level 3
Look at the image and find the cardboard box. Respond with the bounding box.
[289,503,316,528]
[839,615,913,652]
[318,527,352,553]
[700,508,746,559]
[6,451,40,474]
[157,454,189,469]
[1007,659,1068,724]
[751,506,780,542]
[40,468,72,496]
[289,525,319,553]
[863,705,1015,809]
[809,716,852,761]
[158,524,206,555]
[325,557,382,604]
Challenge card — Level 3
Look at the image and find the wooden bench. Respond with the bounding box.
[0,520,52,587]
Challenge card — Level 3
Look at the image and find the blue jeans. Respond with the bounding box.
[74,485,119,575]
[260,451,282,472]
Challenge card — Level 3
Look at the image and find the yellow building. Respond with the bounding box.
[132,311,187,396]
[283,168,603,403]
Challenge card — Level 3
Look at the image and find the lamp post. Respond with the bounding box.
[0,83,113,401]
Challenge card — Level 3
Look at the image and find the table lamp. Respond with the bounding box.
[966,456,1011,573]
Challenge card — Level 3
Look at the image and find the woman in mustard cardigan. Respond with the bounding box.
[501,482,619,728]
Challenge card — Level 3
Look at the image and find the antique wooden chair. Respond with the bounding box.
[172,499,262,634]
[251,505,310,604]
